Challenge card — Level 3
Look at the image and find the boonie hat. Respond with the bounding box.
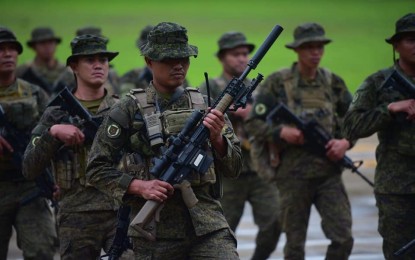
[27,27,61,47]
[0,27,23,54]
[385,13,415,44]
[216,31,255,56]
[285,23,331,49]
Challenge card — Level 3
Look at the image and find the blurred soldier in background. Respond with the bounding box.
[0,26,57,260]
[16,27,67,95]
[199,31,281,260]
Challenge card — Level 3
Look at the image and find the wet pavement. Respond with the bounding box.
[7,135,382,260]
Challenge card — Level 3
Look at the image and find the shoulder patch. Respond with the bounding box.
[107,123,122,138]
[254,103,267,115]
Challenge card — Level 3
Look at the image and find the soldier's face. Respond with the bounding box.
[71,55,109,89]
[33,40,57,60]
[295,42,325,69]
[220,46,250,77]
[394,33,415,66]
[146,57,189,92]
[0,43,18,74]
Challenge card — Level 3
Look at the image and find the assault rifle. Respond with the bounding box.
[394,237,415,256]
[0,105,57,206]
[381,68,415,98]
[130,25,284,241]
[48,87,102,144]
[266,103,374,187]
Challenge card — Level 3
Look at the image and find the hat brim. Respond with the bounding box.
[0,40,23,54]
[66,51,119,66]
[216,43,255,57]
[285,37,332,49]
[385,30,415,44]
[141,43,198,61]
[27,37,62,47]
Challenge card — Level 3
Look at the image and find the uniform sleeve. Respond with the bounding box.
[331,74,353,140]
[342,72,393,141]
[86,99,136,203]
[245,72,286,145]
[23,107,64,180]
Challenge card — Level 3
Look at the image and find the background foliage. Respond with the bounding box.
[2,0,412,91]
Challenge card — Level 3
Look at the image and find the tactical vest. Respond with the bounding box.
[280,67,335,134]
[126,88,218,187]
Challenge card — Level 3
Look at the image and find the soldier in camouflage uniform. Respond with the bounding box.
[22,35,123,259]
[342,13,415,259]
[86,22,242,259]
[246,23,354,260]
[0,27,57,260]
[119,25,189,96]
[199,31,281,260]
[56,26,120,96]
[16,27,67,95]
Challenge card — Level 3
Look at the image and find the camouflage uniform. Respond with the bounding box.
[199,31,281,260]
[16,27,67,95]
[246,23,353,260]
[119,25,189,96]
[55,26,120,96]
[86,22,242,259]
[0,27,57,260]
[22,35,122,260]
[342,13,415,259]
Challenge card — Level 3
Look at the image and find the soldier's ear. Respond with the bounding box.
[144,57,152,68]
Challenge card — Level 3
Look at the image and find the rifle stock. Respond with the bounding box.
[130,25,284,239]
[266,103,374,187]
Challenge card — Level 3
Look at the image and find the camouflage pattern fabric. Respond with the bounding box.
[86,83,242,257]
[23,92,120,258]
[199,74,281,259]
[0,79,56,259]
[342,65,415,259]
[246,63,353,259]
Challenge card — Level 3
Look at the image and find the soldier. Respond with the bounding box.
[119,25,189,95]
[22,35,123,259]
[16,27,67,95]
[56,26,120,96]
[342,13,415,259]
[86,22,242,259]
[0,26,57,260]
[199,31,281,260]
[246,23,354,259]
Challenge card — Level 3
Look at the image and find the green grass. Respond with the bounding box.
[2,0,413,92]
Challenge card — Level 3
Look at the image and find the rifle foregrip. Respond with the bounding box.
[215,93,234,113]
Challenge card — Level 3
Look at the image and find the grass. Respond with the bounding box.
[2,0,413,92]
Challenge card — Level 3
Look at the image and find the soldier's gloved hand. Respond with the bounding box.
[128,179,174,202]
[280,126,304,145]
[0,135,13,156]
[203,108,227,156]
[387,99,415,120]
[49,124,85,146]
[325,138,350,162]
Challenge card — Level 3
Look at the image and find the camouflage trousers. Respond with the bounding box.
[0,181,57,260]
[276,175,353,260]
[132,227,238,259]
[375,193,415,259]
[220,171,281,260]
[58,210,120,260]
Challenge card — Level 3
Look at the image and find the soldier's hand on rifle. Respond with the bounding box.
[49,124,85,146]
[127,179,174,202]
[280,126,304,145]
[387,99,415,120]
[0,135,14,156]
[203,109,227,156]
[325,138,350,162]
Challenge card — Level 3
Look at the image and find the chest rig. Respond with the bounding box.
[280,67,335,134]
[127,88,218,186]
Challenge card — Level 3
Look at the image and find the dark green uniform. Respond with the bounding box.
[0,78,57,260]
[199,74,281,260]
[246,63,354,260]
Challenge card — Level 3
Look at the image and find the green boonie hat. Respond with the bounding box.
[76,26,109,43]
[285,22,331,49]
[385,13,415,44]
[136,25,154,52]
[27,27,61,47]
[0,27,23,54]
[216,31,255,56]
[141,22,198,61]
[66,34,118,65]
